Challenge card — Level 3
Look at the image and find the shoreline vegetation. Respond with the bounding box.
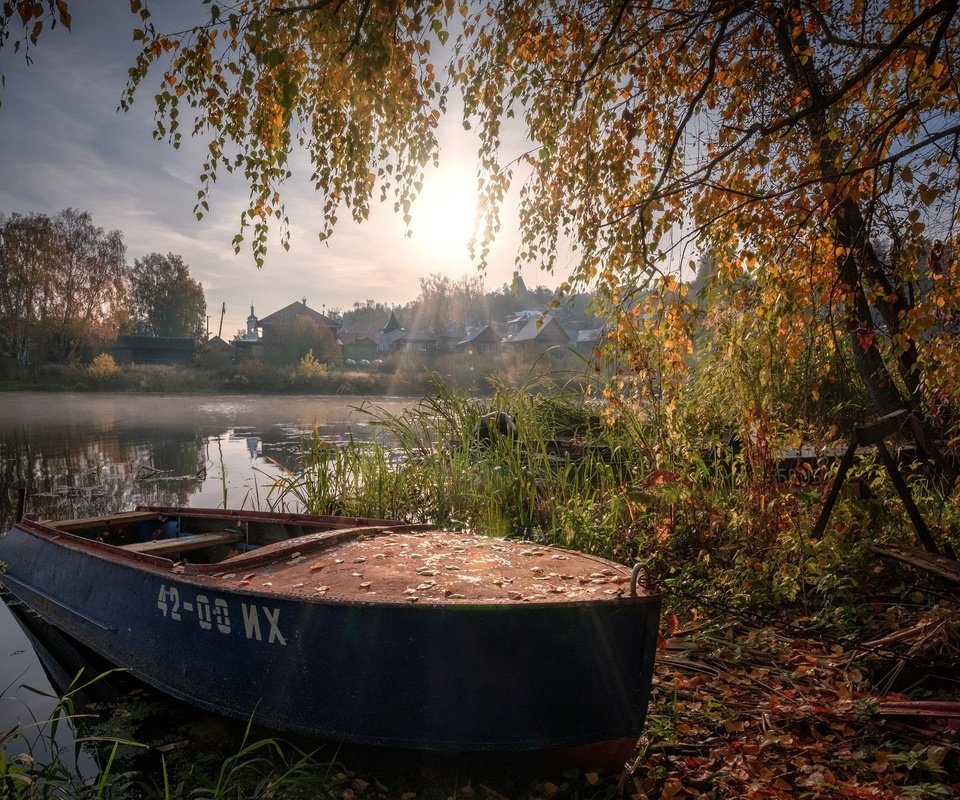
[0,350,594,397]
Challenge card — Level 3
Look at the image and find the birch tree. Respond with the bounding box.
[15,2,960,418]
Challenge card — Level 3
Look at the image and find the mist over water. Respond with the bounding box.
[0,392,410,529]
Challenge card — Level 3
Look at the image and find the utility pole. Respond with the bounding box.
[218,302,226,339]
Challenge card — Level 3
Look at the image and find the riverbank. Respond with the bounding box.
[0,362,429,396]
[0,350,591,397]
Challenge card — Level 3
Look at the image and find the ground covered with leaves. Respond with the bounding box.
[622,605,960,800]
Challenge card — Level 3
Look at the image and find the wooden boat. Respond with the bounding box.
[0,506,661,756]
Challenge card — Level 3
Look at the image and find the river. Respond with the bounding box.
[0,392,411,768]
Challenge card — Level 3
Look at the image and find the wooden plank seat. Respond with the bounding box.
[122,532,244,556]
[48,511,165,531]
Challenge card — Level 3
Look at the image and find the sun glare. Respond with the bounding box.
[409,169,479,257]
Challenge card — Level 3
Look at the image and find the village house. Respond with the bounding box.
[392,330,439,354]
[454,325,501,355]
[504,315,571,352]
[377,310,406,353]
[203,335,235,358]
[575,327,605,355]
[502,309,546,339]
[102,334,195,365]
[231,299,341,362]
[256,298,341,343]
[340,333,378,363]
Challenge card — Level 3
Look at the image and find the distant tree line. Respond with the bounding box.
[335,272,601,340]
[0,209,206,367]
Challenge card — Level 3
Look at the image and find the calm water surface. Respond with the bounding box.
[0,392,410,761]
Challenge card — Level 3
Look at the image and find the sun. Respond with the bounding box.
[408,168,479,256]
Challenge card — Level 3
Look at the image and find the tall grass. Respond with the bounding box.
[0,668,144,799]
[270,378,646,554]
[1,668,347,799]
[263,374,960,620]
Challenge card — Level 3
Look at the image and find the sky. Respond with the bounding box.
[0,1,542,338]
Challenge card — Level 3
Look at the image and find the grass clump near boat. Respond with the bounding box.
[0,668,145,799]
[270,377,635,553]
[0,667,349,800]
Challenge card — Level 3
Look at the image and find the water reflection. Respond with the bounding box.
[0,420,201,527]
[0,392,407,530]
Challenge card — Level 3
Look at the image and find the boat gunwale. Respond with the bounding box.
[137,504,406,529]
[5,511,664,608]
[10,516,410,573]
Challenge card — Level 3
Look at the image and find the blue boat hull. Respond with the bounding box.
[0,515,661,752]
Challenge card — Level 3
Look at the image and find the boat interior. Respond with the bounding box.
[39,507,404,567]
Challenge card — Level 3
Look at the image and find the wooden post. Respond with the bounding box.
[874,442,940,555]
[811,437,859,541]
[812,409,948,556]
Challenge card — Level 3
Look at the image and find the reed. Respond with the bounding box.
[269,378,644,555]
[189,718,340,800]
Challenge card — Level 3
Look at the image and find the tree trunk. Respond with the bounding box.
[832,199,911,417]
[771,8,917,419]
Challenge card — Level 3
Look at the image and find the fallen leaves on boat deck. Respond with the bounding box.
[202,530,644,603]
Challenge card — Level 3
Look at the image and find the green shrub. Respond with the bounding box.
[291,349,327,387]
[232,356,265,387]
[87,353,119,382]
